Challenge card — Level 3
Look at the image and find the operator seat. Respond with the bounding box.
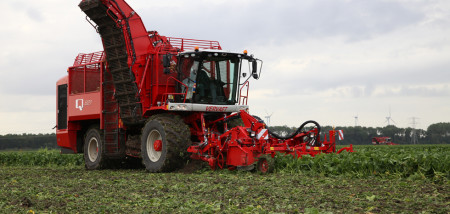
[195,69,211,102]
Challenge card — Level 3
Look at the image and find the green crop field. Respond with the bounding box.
[0,145,449,213]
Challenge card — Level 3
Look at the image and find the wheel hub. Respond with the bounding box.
[147,130,163,162]
[154,140,162,151]
[259,158,269,173]
[87,137,99,162]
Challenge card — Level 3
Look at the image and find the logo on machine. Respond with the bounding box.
[75,99,92,111]
[205,106,228,112]
[76,99,84,111]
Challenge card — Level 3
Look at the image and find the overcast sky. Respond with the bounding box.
[0,0,449,134]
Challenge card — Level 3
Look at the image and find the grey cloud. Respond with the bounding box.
[0,50,75,95]
[379,85,450,97]
[271,59,450,98]
[364,83,375,96]
[7,2,45,22]
[140,0,423,49]
[26,7,44,22]
[253,0,423,41]
[0,0,440,97]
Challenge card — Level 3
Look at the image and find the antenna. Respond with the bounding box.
[264,110,273,126]
[410,117,419,144]
[385,106,396,126]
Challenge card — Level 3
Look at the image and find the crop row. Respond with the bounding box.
[275,145,449,179]
[0,149,83,167]
[0,145,449,179]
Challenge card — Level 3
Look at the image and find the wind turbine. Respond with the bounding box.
[354,115,359,127]
[385,107,396,126]
[264,110,273,126]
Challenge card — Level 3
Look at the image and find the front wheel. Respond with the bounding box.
[141,114,191,172]
[84,127,106,170]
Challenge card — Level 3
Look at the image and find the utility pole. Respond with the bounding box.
[410,117,419,144]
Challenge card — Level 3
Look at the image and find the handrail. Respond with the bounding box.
[163,76,188,104]
[138,56,151,94]
[167,37,222,51]
[239,81,250,105]
[73,51,105,66]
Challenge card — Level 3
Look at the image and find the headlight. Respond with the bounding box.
[172,104,187,111]
[179,105,187,110]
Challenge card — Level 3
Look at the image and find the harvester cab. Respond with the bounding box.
[162,49,261,112]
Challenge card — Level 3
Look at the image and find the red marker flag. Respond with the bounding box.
[338,130,344,140]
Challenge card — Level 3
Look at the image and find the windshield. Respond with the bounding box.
[179,53,240,105]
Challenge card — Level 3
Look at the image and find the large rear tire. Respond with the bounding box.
[141,114,191,172]
[84,127,107,170]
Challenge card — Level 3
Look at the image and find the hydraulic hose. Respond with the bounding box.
[225,114,321,142]
[266,120,321,141]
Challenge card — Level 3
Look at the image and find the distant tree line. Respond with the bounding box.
[0,133,57,150]
[1,122,449,150]
[267,122,450,145]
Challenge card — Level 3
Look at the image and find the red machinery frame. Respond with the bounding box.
[187,110,354,172]
[56,52,105,152]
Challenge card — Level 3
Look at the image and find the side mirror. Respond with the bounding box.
[163,54,171,68]
[251,60,258,79]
